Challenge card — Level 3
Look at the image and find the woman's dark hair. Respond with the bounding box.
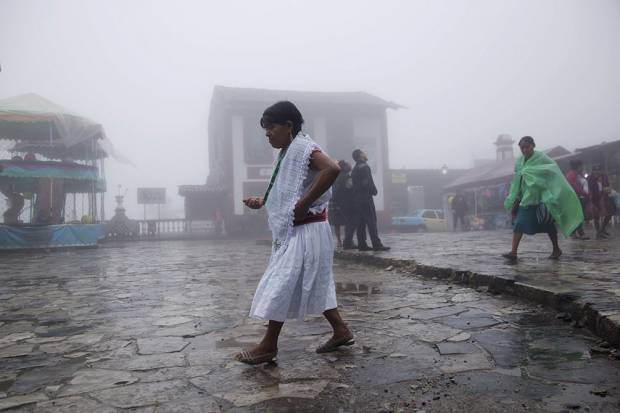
[260,101,304,136]
[518,136,536,147]
[569,159,583,170]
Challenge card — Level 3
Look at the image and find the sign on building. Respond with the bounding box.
[391,173,407,184]
[137,188,166,205]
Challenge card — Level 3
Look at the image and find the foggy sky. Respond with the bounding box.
[1,0,620,218]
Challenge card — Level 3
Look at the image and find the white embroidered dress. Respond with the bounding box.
[250,133,337,322]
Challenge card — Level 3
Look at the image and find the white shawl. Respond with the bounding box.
[265,133,321,259]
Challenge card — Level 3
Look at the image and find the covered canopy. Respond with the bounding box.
[0,93,124,162]
[0,159,105,193]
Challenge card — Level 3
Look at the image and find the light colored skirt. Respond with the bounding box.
[250,221,337,322]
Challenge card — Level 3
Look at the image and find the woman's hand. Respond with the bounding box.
[243,197,264,209]
[293,200,309,223]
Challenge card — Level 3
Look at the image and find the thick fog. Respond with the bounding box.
[1,0,619,218]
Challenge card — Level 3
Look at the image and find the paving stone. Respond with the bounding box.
[151,323,211,338]
[9,359,83,394]
[451,292,480,303]
[152,316,194,326]
[137,337,189,354]
[441,315,502,330]
[397,305,468,321]
[436,342,479,355]
[0,374,16,389]
[0,392,48,410]
[472,328,526,368]
[0,322,34,335]
[132,365,214,383]
[440,352,494,373]
[58,369,138,396]
[214,380,330,407]
[91,379,199,409]
[390,320,461,342]
[151,396,221,413]
[93,353,186,371]
[0,332,35,347]
[25,336,68,344]
[261,356,340,381]
[87,339,132,352]
[0,344,34,358]
[34,395,117,412]
[447,332,471,342]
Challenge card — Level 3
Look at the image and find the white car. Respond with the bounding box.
[391,209,448,232]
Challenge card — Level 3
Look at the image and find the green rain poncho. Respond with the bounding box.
[503,150,583,237]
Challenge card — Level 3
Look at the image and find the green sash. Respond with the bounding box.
[263,149,287,204]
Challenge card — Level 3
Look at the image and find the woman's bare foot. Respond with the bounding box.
[549,248,562,260]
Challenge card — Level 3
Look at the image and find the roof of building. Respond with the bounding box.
[211,85,404,109]
[443,143,615,191]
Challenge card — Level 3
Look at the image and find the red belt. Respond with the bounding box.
[294,210,327,226]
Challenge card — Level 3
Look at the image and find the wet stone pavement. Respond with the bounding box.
[340,229,620,344]
[1,240,620,412]
[374,228,620,296]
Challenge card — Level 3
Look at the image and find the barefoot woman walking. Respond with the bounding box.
[235,101,353,364]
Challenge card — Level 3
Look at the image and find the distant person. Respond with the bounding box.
[502,136,583,261]
[344,149,389,251]
[329,160,353,248]
[565,159,591,240]
[588,165,616,239]
[451,192,468,231]
[235,101,353,365]
[0,184,24,225]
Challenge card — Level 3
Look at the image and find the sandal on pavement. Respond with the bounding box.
[501,252,518,261]
[234,349,277,365]
[316,336,355,354]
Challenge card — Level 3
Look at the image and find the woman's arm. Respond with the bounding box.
[294,150,340,222]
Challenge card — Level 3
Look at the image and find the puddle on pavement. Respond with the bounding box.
[527,348,586,368]
[336,282,381,296]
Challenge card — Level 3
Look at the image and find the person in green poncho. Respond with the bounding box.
[502,136,584,261]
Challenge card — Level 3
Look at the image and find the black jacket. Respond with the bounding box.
[352,161,378,203]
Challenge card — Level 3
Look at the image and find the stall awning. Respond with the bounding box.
[0,159,105,193]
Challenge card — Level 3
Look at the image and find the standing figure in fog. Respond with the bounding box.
[329,160,354,248]
[565,159,591,240]
[235,101,354,365]
[343,149,390,251]
[587,165,617,239]
[502,136,583,261]
[451,192,468,232]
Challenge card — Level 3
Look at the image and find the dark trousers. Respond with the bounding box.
[453,213,466,231]
[345,199,382,248]
[342,206,357,247]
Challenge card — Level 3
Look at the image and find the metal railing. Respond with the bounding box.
[135,219,219,239]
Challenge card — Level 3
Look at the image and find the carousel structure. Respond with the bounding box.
[0,93,113,250]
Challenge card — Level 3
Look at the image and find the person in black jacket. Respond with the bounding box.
[343,149,390,251]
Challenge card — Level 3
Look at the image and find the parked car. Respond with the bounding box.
[391,209,448,232]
